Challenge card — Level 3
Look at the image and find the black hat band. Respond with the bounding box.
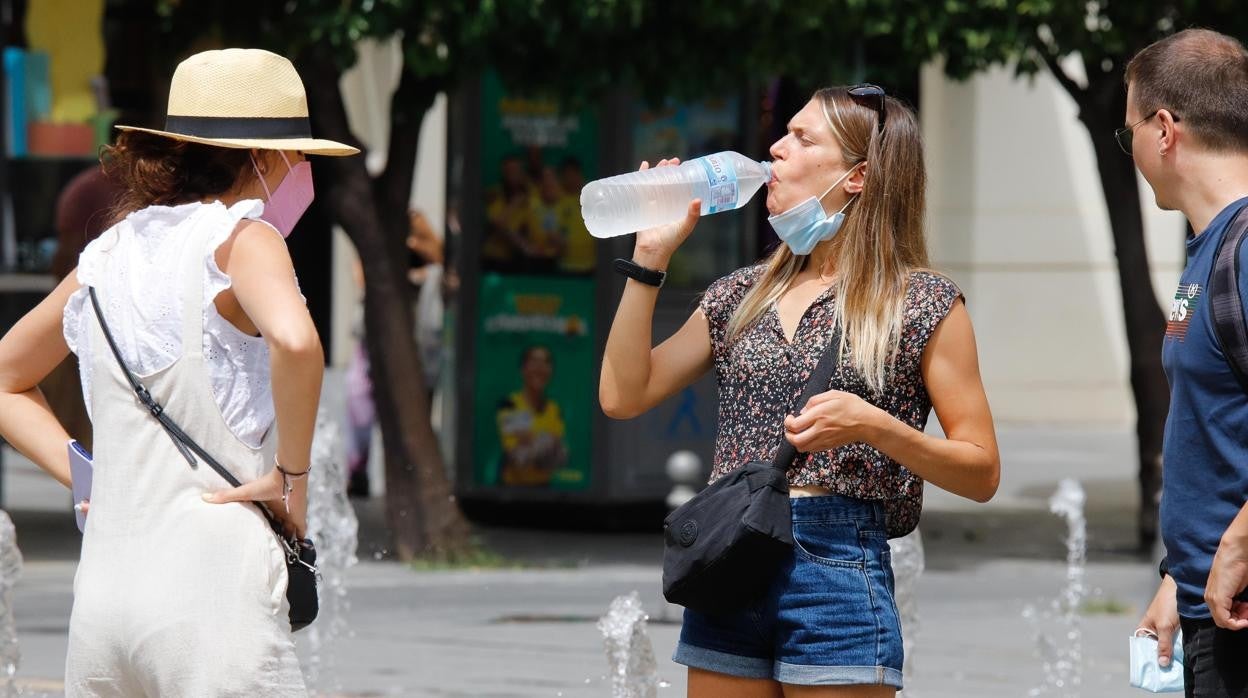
[164,115,311,139]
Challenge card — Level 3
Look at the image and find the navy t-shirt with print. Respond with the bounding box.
[1161,195,1248,619]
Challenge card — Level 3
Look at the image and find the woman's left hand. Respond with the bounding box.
[203,467,284,504]
[202,468,306,538]
[784,390,879,453]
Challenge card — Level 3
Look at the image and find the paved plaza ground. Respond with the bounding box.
[5,425,1164,696]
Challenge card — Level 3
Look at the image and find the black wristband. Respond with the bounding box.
[1159,557,1170,579]
[613,258,666,288]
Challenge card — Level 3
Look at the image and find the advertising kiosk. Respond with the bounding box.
[448,73,763,524]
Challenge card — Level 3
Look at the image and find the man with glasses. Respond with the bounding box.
[1130,28,1248,697]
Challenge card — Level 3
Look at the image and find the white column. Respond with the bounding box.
[921,60,1185,426]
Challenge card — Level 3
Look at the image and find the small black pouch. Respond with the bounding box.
[661,324,842,615]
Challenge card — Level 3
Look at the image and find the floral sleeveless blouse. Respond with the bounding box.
[699,265,963,537]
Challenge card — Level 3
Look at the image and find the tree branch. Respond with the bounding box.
[1040,51,1088,109]
[294,51,375,259]
[295,51,367,164]
[299,49,410,294]
[376,69,439,229]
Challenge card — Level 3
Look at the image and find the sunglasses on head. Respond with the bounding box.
[848,83,887,134]
[1114,110,1181,156]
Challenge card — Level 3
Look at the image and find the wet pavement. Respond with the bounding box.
[5,424,1161,696]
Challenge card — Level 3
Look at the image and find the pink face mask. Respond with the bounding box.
[251,151,314,238]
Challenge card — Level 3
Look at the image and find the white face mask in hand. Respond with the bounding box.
[1129,628,1185,693]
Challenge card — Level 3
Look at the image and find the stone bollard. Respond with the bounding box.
[665,450,702,511]
[657,451,703,623]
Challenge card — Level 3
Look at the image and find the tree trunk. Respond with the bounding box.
[1059,65,1170,550]
[299,51,471,559]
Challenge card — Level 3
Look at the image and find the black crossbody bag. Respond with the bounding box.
[88,287,319,631]
[662,323,842,614]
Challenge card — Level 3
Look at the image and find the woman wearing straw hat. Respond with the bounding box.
[0,48,356,694]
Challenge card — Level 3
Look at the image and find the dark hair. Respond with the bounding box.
[100,131,254,219]
[520,345,553,367]
[1126,28,1248,153]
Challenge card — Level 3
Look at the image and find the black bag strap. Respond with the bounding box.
[1209,205,1248,394]
[87,287,291,535]
[771,323,844,472]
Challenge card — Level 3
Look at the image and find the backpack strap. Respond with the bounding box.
[1209,206,1248,393]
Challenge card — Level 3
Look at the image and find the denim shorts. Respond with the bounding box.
[672,495,904,688]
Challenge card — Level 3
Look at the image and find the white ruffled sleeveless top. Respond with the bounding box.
[63,199,281,448]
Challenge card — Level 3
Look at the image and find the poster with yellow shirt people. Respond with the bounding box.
[480,72,596,277]
[474,72,596,491]
[474,276,593,490]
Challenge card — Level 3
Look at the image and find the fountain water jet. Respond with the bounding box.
[890,527,925,694]
[1024,478,1086,697]
[0,512,20,698]
[599,592,659,698]
[298,410,359,693]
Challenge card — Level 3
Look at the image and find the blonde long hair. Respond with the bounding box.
[727,87,929,393]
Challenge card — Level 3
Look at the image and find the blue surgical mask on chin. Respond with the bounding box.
[768,168,857,256]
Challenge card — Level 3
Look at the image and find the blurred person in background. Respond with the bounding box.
[408,209,446,401]
[483,153,538,270]
[528,166,567,263]
[407,209,444,288]
[51,167,124,281]
[345,208,447,497]
[345,256,374,498]
[558,156,585,198]
[532,163,596,275]
[39,165,125,453]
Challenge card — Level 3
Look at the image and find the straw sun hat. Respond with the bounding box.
[116,48,358,156]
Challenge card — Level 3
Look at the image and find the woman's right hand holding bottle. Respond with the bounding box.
[632,159,701,271]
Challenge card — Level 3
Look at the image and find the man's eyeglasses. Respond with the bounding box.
[1115,110,1180,155]
[848,83,886,135]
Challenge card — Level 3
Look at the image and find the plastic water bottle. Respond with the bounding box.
[580,151,771,238]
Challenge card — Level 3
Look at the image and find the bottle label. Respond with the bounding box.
[698,154,738,214]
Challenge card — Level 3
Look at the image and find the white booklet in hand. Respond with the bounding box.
[68,440,92,533]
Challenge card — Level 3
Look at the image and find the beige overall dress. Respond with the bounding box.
[64,214,306,696]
